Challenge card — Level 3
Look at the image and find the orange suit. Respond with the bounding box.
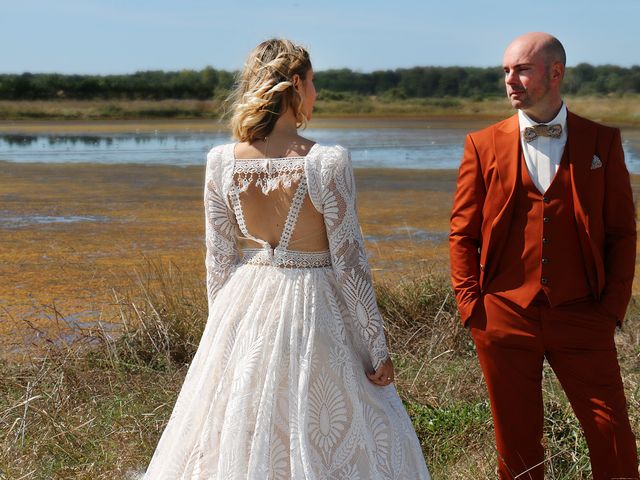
[449,111,638,479]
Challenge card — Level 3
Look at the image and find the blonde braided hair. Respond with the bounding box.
[228,39,311,142]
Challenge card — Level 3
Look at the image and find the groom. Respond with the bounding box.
[449,32,638,479]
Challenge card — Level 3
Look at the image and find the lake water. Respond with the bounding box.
[1,126,640,172]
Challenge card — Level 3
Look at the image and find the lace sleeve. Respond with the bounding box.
[204,148,239,308]
[321,146,390,371]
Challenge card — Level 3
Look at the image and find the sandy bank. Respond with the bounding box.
[1,160,638,349]
[0,162,455,347]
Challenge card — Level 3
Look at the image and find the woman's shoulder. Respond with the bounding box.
[205,143,235,188]
[304,144,352,212]
[206,143,233,161]
[311,143,351,169]
[312,143,348,156]
[305,144,354,199]
[205,143,235,172]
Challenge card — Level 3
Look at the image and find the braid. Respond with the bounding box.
[228,39,311,142]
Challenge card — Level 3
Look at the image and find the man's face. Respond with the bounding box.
[502,41,552,111]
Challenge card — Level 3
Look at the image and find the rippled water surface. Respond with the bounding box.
[1,125,639,172]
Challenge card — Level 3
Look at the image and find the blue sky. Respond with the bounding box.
[2,0,639,74]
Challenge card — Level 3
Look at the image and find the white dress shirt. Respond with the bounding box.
[518,103,568,193]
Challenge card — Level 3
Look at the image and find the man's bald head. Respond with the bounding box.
[506,32,566,70]
[502,32,565,121]
[542,35,566,67]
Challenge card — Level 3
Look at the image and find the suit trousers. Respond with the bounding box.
[469,292,638,479]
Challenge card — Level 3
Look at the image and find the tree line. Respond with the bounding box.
[0,64,638,101]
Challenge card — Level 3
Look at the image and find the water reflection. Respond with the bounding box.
[3,134,39,145]
[1,128,639,172]
[2,133,178,146]
[0,212,110,228]
[364,227,448,243]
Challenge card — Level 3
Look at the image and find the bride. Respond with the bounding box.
[143,39,430,479]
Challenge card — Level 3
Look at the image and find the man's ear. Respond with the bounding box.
[551,62,564,82]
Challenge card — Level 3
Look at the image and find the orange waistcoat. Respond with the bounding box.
[488,149,592,307]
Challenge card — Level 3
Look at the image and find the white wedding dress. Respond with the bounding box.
[143,143,430,479]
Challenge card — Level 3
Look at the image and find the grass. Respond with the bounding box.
[1,94,640,125]
[0,99,224,121]
[0,259,638,479]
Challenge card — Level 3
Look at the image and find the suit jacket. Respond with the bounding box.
[449,111,636,324]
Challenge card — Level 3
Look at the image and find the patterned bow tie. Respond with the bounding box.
[523,124,562,142]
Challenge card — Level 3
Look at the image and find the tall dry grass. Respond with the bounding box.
[0,259,638,478]
[0,99,224,120]
[1,95,639,125]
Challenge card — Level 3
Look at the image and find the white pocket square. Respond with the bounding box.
[591,155,603,170]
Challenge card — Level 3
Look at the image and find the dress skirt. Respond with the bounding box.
[143,263,430,479]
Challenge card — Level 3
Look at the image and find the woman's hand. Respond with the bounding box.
[367,357,394,386]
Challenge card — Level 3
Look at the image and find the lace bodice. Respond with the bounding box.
[228,156,332,269]
[232,156,306,194]
[204,143,389,370]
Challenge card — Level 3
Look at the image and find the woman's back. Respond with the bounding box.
[232,141,329,254]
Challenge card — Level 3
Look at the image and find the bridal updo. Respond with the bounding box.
[229,39,312,142]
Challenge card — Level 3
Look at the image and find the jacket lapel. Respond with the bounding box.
[567,111,597,232]
[494,114,520,200]
[482,115,520,286]
[567,111,602,294]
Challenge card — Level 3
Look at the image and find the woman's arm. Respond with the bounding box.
[204,148,239,309]
[322,146,390,372]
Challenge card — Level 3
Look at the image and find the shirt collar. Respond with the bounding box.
[518,102,567,131]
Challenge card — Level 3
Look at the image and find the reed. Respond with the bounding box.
[1,95,639,125]
[0,259,638,478]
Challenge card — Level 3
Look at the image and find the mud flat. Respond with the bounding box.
[0,161,463,349]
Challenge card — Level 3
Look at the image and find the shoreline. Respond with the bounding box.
[2,115,640,135]
[0,116,497,134]
[1,94,640,131]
